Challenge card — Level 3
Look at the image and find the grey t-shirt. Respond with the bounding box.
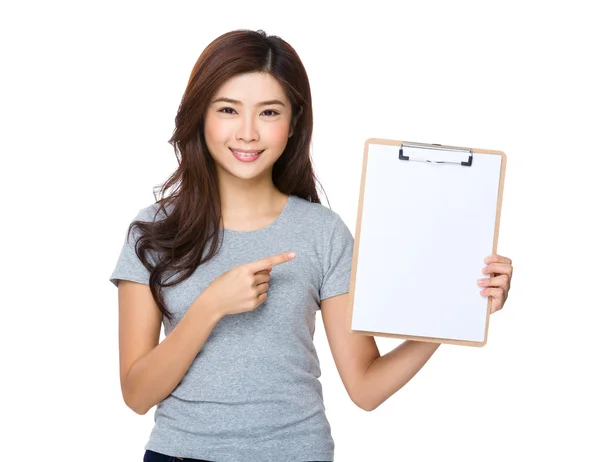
[109,194,354,461]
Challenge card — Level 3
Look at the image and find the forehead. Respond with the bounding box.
[214,72,288,102]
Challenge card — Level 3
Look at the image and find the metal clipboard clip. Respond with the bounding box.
[399,141,473,167]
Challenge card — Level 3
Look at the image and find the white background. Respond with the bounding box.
[2,1,598,461]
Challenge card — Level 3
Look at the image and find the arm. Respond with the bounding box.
[321,293,440,412]
[118,281,222,415]
[359,340,440,411]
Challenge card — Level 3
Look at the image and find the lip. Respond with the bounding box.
[229,148,264,154]
[230,148,264,162]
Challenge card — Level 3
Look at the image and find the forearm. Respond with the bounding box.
[358,340,441,411]
[123,292,222,414]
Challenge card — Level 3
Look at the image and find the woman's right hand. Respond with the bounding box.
[203,251,296,317]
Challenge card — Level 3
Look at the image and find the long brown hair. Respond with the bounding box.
[127,29,327,322]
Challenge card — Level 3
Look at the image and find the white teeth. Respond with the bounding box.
[233,150,261,157]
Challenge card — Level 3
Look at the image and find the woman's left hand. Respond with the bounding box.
[477,254,513,313]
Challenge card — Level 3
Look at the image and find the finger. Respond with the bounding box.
[249,252,296,273]
[480,287,504,312]
[256,291,268,306]
[484,254,512,265]
[485,264,512,297]
[256,281,269,294]
[482,262,512,276]
[477,274,509,288]
[254,273,271,285]
[480,287,503,298]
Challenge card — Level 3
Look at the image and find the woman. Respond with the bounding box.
[109,28,514,462]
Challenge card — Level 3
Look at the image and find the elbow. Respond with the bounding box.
[121,367,155,415]
[122,385,150,416]
[350,390,379,412]
[129,401,150,416]
[357,400,378,412]
[125,396,150,415]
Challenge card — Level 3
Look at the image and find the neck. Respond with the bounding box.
[218,173,286,223]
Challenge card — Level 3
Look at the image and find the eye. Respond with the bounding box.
[218,106,236,114]
[216,107,280,117]
[262,109,280,117]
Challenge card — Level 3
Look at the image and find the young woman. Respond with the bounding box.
[109,29,514,462]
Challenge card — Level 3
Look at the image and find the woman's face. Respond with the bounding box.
[204,72,294,183]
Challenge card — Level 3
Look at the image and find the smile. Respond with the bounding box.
[230,148,264,162]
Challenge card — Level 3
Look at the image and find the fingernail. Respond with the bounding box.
[288,252,296,259]
[485,256,491,263]
[477,279,485,285]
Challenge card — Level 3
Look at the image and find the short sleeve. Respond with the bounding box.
[319,214,355,301]
[109,208,152,287]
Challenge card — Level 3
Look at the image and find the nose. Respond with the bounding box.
[235,114,260,144]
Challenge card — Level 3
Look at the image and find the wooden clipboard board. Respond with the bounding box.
[347,138,507,347]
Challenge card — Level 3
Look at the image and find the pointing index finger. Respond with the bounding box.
[250,252,296,273]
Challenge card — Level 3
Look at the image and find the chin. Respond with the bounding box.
[225,152,274,173]
[223,163,273,181]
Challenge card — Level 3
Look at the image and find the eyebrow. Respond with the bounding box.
[211,97,286,107]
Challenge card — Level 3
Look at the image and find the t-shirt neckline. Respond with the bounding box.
[223,194,294,236]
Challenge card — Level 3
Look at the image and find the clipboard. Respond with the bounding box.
[348,138,507,347]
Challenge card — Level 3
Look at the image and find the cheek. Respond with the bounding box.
[204,118,229,144]
[266,122,291,145]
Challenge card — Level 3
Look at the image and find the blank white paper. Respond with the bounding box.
[351,143,502,342]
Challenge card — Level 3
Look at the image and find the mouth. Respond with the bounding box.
[229,148,264,162]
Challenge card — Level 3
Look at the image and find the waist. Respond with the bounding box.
[146,395,334,460]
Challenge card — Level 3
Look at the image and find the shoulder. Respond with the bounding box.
[290,194,344,230]
[135,201,173,223]
[289,195,354,252]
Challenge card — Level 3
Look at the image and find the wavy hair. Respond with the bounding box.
[126,29,327,321]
